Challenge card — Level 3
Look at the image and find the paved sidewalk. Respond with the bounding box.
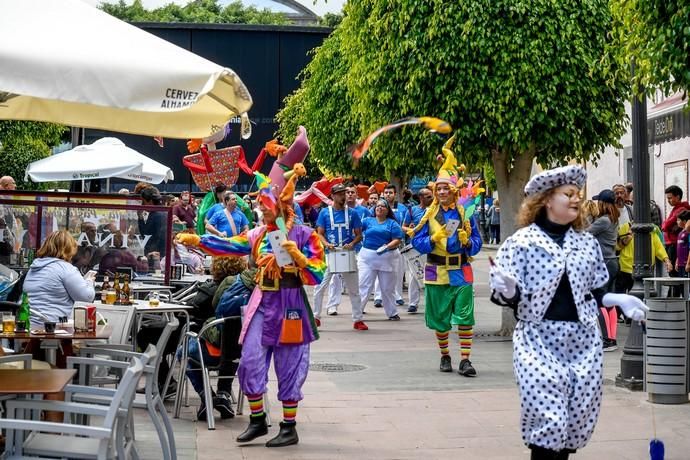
[145,248,690,459]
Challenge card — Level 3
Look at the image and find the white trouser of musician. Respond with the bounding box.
[326,274,344,313]
[359,248,399,318]
[313,269,363,322]
[374,250,404,303]
[404,259,422,306]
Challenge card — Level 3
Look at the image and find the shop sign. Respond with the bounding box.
[648,109,690,145]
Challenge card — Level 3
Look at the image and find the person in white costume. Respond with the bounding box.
[373,184,407,308]
[312,184,368,330]
[322,183,372,316]
[359,199,404,321]
[490,165,649,460]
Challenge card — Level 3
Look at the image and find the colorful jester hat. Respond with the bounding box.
[253,161,307,233]
[408,135,484,236]
[434,135,463,192]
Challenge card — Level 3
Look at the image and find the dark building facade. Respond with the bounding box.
[85,23,330,193]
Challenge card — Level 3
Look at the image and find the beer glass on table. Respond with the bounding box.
[2,313,16,333]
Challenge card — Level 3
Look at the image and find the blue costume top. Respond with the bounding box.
[350,204,371,251]
[205,203,223,222]
[409,205,426,226]
[412,206,482,287]
[390,204,409,226]
[361,217,404,250]
[351,204,371,220]
[316,206,362,249]
[208,207,249,236]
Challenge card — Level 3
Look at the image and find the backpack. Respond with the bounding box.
[187,280,218,325]
[202,277,251,348]
[650,200,662,227]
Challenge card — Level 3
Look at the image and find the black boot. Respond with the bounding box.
[529,445,560,460]
[265,422,299,447]
[555,452,570,460]
[439,355,452,372]
[236,414,268,443]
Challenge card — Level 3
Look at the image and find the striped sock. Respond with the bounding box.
[282,400,298,424]
[458,326,473,360]
[436,331,450,356]
[247,394,264,418]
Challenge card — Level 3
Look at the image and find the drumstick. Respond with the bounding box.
[488,256,496,267]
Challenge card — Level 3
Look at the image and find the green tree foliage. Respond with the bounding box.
[611,1,690,96]
[279,0,628,183]
[317,13,343,28]
[277,28,367,178]
[278,0,629,334]
[100,0,291,25]
[0,121,66,190]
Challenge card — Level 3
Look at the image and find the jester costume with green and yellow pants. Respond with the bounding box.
[411,206,483,363]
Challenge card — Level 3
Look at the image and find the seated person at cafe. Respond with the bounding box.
[24,230,96,328]
[0,216,15,265]
[72,221,107,274]
[98,230,139,276]
[137,255,246,395]
[178,256,255,421]
[161,230,205,275]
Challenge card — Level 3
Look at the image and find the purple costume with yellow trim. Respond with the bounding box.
[197,224,325,402]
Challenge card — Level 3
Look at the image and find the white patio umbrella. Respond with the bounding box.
[25,138,174,185]
[0,0,253,140]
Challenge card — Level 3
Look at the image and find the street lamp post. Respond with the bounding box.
[616,65,652,391]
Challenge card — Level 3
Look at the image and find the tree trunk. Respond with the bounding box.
[491,146,536,336]
[389,173,403,203]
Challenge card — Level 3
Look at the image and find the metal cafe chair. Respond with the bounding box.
[79,318,180,460]
[0,357,144,460]
[176,315,261,430]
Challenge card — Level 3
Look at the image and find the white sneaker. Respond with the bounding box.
[327,307,338,316]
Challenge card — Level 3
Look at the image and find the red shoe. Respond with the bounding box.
[315,318,321,327]
[353,321,368,331]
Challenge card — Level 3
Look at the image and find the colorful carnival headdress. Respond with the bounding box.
[434,135,464,190]
[409,135,484,236]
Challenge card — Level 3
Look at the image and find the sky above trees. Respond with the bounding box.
[79,0,345,16]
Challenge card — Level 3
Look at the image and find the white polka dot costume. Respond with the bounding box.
[491,165,610,452]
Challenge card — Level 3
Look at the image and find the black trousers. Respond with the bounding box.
[136,315,185,389]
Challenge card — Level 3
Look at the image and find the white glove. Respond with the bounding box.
[376,245,389,255]
[602,293,649,321]
[490,265,517,299]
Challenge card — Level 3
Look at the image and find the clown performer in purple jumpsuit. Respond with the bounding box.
[177,172,325,448]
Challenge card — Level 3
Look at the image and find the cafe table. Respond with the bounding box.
[0,325,112,368]
[96,282,174,300]
[0,368,78,448]
[0,369,76,395]
[74,300,192,401]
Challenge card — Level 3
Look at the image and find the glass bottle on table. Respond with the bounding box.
[114,274,121,304]
[122,275,131,304]
[16,292,30,331]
